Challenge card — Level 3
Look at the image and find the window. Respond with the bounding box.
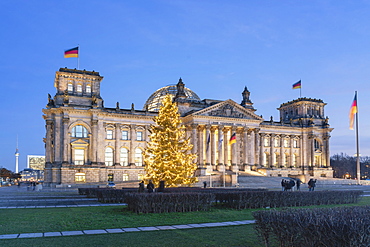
[107,130,113,139]
[137,131,143,141]
[120,148,128,166]
[68,83,73,92]
[75,173,86,182]
[138,174,144,181]
[122,130,128,140]
[108,173,114,182]
[71,125,88,138]
[284,139,289,148]
[264,138,269,147]
[135,148,143,166]
[74,149,85,165]
[86,85,91,94]
[77,84,82,93]
[314,139,321,151]
[263,153,269,167]
[105,147,114,166]
[285,154,290,166]
[293,140,299,148]
[274,139,279,147]
[123,174,129,181]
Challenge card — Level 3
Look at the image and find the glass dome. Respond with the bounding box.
[143,85,200,112]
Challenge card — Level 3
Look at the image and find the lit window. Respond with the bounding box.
[75,173,86,182]
[105,147,114,166]
[264,138,269,147]
[122,130,128,140]
[72,125,88,138]
[293,140,299,148]
[74,149,84,165]
[107,130,113,139]
[274,139,279,147]
[284,139,289,148]
[135,148,143,166]
[86,85,91,94]
[137,131,143,141]
[138,174,144,181]
[263,153,269,166]
[77,84,82,93]
[120,148,128,166]
[68,83,73,92]
[123,174,129,181]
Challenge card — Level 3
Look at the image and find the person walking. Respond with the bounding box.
[296,179,302,191]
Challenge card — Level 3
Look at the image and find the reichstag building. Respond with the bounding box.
[43,68,333,186]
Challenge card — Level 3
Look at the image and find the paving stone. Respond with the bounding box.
[220,221,240,226]
[44,232,62,237]
[61,231,84,236]
[18,233,43,238]
[106,228,124,233]
[122,228,140,232]
[156,225,176,230]
[199,222,228,227]
[137,227,159,231]
[0,234,19,239]
[172,224,193,229]
[83,229,107,235]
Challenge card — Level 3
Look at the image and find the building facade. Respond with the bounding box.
[43,68,333,186]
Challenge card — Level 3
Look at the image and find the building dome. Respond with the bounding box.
[143,84,200,112]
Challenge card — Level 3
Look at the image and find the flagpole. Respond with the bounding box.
[355,91,361,185]
[300,79,302,98]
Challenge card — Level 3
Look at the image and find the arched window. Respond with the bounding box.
[135,148,143,166]
[105,147,114,166]
[71,125,88,138]
[120,148,129,166]
[314,139,321,151]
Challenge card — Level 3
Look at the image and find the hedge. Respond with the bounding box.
[253,205,370,247]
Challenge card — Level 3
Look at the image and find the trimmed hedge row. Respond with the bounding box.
[213,190,363,209]
[125,192,215,213]
[253,206,370,247]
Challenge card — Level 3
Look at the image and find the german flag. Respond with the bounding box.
[292,80,301,89]
[229,133,236,145]
[349,92,357,130]
[64,47,79,58]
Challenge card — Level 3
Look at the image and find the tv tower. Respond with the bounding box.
[15,136,19,173]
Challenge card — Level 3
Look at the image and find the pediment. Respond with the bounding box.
[71,138,89,146]
[191,99,263,120]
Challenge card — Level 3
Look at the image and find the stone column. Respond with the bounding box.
[198,125,205,166]
[218,125,224,165]
[54,115,62,163]
[231,127,237,165]
[280,135,285,167]
[223,127,229,166]
[290,135,294,167]
[210,126,216,165]
[91,119,98,164]
[243,127,249,165]
[62,117,69,163]
[270,134,275,168]
[254,129,260,166]
[45,120,53,163]
[191,124,198,163]
[114,123,120,166]
[130,124,136,166]
[323,134,330,167]
[205,125,211,165]
[259,133,265,167]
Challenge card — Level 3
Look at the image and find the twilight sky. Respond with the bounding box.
[1,0,370,171]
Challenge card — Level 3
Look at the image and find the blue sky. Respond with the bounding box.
[1,0,370,171]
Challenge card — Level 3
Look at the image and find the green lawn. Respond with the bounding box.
[0,196,368,247]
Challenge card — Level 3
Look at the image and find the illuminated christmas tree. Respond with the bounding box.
[144,94,198,187]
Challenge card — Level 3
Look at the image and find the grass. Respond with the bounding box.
[0,196,368,247]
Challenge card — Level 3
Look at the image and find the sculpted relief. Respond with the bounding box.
[207,104,247,119]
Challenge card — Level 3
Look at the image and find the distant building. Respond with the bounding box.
[20,168,44,181]
[27,155,46,171]
[43,68,334,186]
